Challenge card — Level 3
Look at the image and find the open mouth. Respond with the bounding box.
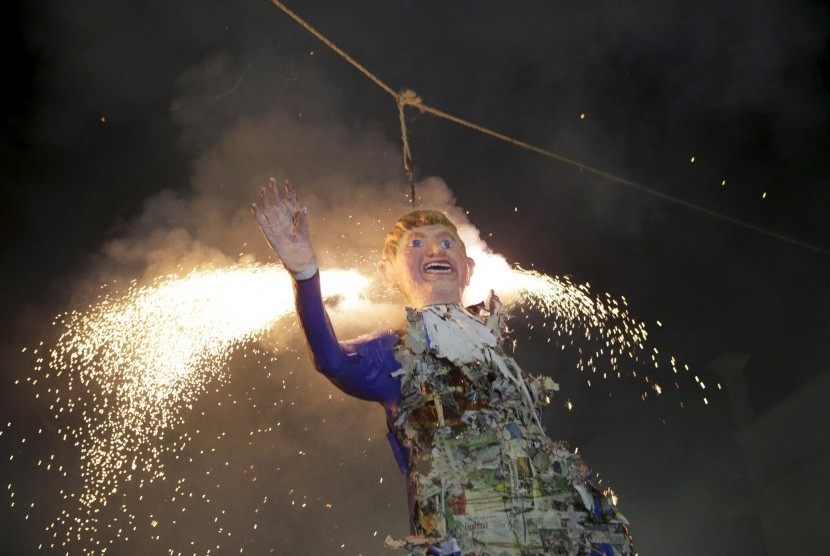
[423,261,454,274]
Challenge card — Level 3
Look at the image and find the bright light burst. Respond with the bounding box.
[466,247,664,382]
[37,264,367,551]
[14,254,698,552]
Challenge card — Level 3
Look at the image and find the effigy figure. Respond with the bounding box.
[252,179,632,555]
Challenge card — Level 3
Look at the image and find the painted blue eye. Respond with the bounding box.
[410,238,424,247]
[440,239,453,249]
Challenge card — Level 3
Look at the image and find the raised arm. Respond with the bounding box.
[293,271,401,403]
[252,179,401,404]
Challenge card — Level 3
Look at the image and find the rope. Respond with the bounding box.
[397,91,418,208]
[266,0,829,257]
[266,0,396,98]
[399,95,830,255]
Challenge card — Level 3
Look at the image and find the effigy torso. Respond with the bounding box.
[391,304,631,556]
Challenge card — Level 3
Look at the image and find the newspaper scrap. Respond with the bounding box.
[388,301,632,555]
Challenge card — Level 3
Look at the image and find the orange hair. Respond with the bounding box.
[383,210,465,258]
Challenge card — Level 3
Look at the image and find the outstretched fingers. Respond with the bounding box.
[265,177,281,207]
[251,201,271,231]
[252,177,310,236]
[251,178,317,275]
[283,180,297,204]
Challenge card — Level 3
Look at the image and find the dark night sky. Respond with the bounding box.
[2,1,829,554]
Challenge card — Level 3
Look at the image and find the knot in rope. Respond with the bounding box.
[267,0,830,256]
[398,89,424,111]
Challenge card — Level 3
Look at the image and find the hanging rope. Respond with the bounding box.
[397,91,419,207]
[265,0,829,256]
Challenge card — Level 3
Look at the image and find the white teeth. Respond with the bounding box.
[424,262,452,274]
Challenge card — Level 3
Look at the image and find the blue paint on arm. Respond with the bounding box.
[293,272,402,405]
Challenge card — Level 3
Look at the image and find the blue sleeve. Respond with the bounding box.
[293,271,402,404]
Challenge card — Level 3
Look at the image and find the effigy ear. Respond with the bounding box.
[376,259,397,289]
[465,256,475,286]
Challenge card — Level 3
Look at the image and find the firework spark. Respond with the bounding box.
[32,264,367,552]
[12,252,697,553]
[466,245,666,383]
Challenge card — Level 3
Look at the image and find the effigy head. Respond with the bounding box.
[378,210,475,309]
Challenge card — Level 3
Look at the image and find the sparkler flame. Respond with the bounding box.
[22,253,687,552]
[43,264,368,550]
[467,247,650,375]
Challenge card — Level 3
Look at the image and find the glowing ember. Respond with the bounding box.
[14,253,690,552]
[36,264,367,551]
[465,246,665,381]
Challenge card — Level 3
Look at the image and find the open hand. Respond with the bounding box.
[251,178,318,278]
